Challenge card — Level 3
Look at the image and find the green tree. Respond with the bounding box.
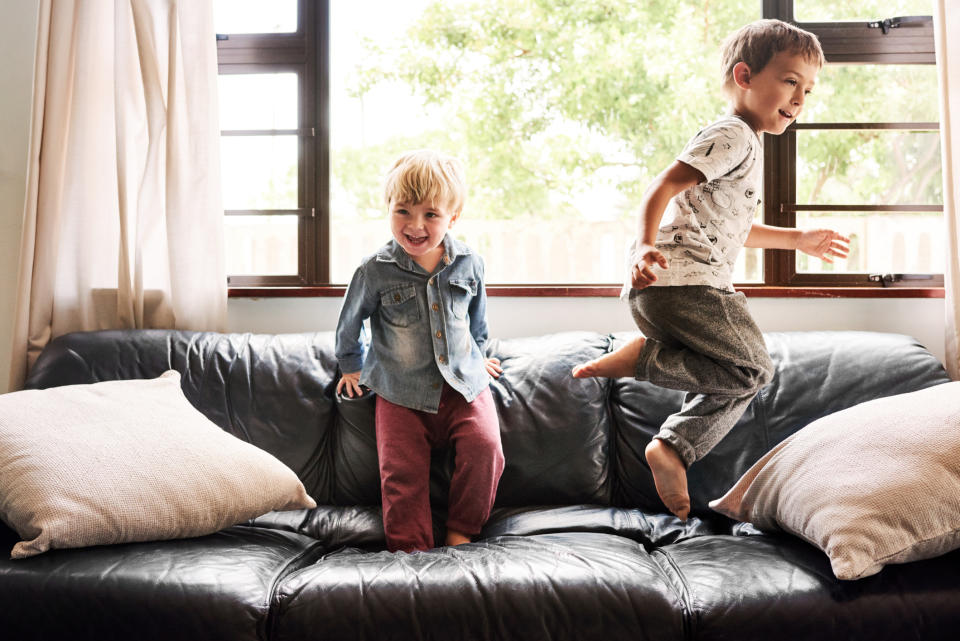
[335,0,940,223]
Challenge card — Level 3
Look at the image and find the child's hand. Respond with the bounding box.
[629,243,669,290]
[337,372,363,398]
[486,357,503,379]
[797,229,851,263]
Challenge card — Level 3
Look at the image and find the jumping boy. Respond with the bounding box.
[335,149,504,552]
[572,20,850,521]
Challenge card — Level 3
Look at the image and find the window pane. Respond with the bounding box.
[213,0,297,34]
[225,216,299,275]
[219,74,298,130]
[328,0,761,284]
[221,136,298,210]
[795,211,943,274]
[735,248,764,283]
[804,65,939,123]
[795,0,933,22]
[797,130,941,205]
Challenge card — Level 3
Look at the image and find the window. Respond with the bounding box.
[765,0,942,288]
[214,0,323,287]
[215,0,943,292]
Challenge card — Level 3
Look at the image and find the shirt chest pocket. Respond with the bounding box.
[380,285,420,327]
[448,279,477,319]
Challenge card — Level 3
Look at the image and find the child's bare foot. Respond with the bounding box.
[571,336,646,379]
[645,439,691,521]
[445,529,471,547]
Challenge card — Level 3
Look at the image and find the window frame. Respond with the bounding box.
[762,0,943,290]
[216,0,328,287]
[219,0,944,297]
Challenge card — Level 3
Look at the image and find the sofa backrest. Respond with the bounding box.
[25,330,339,501]
[608,330,951,513]
[25,328,950,515]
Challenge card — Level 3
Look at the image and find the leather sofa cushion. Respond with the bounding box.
[327,331,617,508]
[656,534,960,641]
[0,526,323,641]
[611,331,951,515]
[272,532,686,641]
[25,329,951,520]
[485,332,614,506]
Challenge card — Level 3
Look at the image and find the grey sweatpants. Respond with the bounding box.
[629,286,774,468]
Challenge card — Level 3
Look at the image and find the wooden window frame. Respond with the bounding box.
[217,0,328,287]
[762,0,943,290]
[221,0,944,298]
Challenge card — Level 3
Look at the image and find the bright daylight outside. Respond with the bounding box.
[216,0,941,284]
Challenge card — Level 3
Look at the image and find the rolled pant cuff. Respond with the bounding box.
[634,337,657,381]
[653,430,696,468]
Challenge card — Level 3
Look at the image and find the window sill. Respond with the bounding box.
[228,285,945,299]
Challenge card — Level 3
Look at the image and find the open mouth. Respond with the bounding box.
[779,109,794,120]
[405,233,428,247]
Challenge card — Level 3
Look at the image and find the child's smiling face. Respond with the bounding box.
[389,199,459,270]
[733,50,819,135]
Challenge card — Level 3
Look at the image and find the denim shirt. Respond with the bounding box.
[335,234,492,414]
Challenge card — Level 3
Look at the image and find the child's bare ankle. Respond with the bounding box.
[571,335,645,379]
[445,529,472,547]
[645,440,691,521]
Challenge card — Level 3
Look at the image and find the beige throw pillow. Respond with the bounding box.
[0,371,316,558]
[710,381,960,580]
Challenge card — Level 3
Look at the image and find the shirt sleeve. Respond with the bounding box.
[677,119,754,183]
[466,256,490,355]
[335,264,378,374]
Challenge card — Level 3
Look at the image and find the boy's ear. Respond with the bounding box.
[732,61,752,89]
[448,210,461,228]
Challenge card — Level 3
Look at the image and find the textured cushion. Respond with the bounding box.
[710,381,960,580]
[0,371,316,558]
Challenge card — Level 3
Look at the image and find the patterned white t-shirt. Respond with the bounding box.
[622,115,762,295]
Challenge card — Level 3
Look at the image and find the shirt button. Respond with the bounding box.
[393,293,402,302]
[438,355,447,364]
[429,278,435,286]
[432,382,440,389]
[432,303,439,311]
[435,330,442,339]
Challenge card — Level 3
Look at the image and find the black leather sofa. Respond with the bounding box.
[2,328,958,641]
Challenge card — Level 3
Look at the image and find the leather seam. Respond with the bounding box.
[652,548,696,641]
[265,539,328,641]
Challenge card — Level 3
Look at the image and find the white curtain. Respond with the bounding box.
[9,0,227,390]
[935,0,960,380]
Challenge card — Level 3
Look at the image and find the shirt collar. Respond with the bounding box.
[376,234,472,272]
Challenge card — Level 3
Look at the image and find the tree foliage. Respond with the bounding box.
[334,0,941,223]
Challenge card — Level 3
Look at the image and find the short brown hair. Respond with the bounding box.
[721,19,825,95]
[383,149,467,214]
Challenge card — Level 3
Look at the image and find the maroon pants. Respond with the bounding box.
[375,385,504,552]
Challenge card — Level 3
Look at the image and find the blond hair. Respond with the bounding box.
[383,150,467,214]
[721,19,825,96]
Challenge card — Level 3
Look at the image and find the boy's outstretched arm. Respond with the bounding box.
[745,223,850,263]
[630,161,705,289]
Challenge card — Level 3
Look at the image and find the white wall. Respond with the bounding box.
[228,296,946,365]
[0,0,40,394]
[0,0,948,393]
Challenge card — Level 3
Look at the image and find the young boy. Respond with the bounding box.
[335,149,505,552]
[572,20,850,521]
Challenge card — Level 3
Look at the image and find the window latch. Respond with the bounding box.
[868,273,902,286]
[868,16,927,35]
